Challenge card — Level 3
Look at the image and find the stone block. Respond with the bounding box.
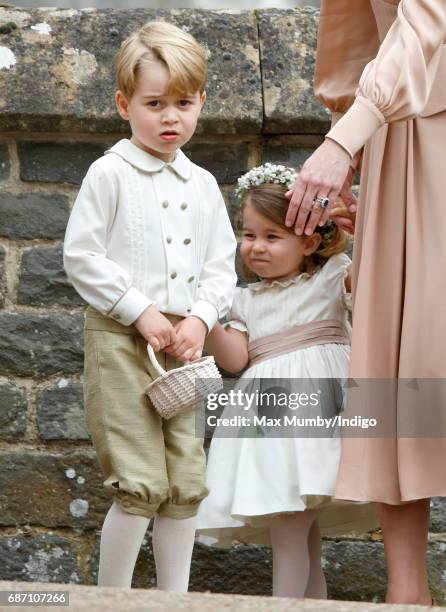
[0,193,70,239]
[37,382,89,440]
[0,313,84,376]
[18,141,106,184]
[0,449,109,529]
[0,245,6,308]
[0,9,262,134]
[259,8,330,134]
[17,245,85,307]
[184,142,249,184]
[0,381,27,439]
[0,534,83,583]
[0,143,10,180]
[430,497,446,532]
[262,145,316,168]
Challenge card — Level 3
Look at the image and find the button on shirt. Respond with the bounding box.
[63,139,237,330]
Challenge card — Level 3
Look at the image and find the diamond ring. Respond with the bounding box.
[313,196,330,209]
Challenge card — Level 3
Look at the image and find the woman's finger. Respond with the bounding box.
[303,191,331,236]
[294,184,319,235]
[285,178,306,228]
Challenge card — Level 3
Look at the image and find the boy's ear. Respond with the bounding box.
[115,90,130,120]
[200,90,207,107]
[303,232,322,255]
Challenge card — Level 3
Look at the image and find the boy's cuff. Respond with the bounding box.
[189,300,219,333]
[108,287,153,326]
[326,96,385,158]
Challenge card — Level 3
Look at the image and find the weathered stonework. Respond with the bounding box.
[0,535,84,584]
[0,381,27,439]
[0,313,84,376]
[18,245,85,307]
[0,450,109,529]
[18,141,108,185]
[0,245,6,308]
[259,8,330,134]
[0,8,262,134]
[0,143,10,180]
[0,193,70,240]
[36,382,89,440]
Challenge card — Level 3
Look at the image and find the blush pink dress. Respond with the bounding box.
[314,0,446,503]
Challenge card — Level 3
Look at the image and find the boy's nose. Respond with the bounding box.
[161,110,178,124]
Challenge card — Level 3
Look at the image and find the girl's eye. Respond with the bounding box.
[267,234,280,240]
[243,233,255,239]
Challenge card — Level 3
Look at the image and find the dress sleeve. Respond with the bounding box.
[325,0,446,158]
[322,253,352,310]
[223,288,248,335]
[314,0,380,128]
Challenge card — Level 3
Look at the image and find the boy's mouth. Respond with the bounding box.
[160,131,179,141]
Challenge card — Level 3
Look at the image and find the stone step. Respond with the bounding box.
[0,581,439,612]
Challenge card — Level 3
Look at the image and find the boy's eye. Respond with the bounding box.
[147,100,161,107]
[179,100,192,107]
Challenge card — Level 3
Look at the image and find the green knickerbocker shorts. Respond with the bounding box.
[83,307,208,519]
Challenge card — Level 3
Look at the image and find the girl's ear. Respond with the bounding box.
[302,232,322,255]
[115,90,130,120]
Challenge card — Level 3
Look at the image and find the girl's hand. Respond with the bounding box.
[164,316,208,362]
[285,138,351,236]
[330,166,357,235]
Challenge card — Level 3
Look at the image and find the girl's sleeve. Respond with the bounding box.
[322,253,352,310]
[324,0,446,158]
[223,288,248,335]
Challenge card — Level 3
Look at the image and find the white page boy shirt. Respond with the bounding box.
[63,139,237,330]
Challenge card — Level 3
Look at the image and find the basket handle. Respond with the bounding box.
[146,344,167,377]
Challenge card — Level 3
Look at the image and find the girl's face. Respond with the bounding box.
[240,202,320,281]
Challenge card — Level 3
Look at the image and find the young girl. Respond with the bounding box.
[196,164,377,599]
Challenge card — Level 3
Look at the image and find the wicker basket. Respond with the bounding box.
[145,344,223,420]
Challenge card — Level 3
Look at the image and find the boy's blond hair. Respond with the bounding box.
[116,21,208,99]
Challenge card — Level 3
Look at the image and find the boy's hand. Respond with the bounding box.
[164,316,208,362]
[134,305,176,351]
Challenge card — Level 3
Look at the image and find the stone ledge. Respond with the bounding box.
[0,8,262,134]
[0,581,442,611]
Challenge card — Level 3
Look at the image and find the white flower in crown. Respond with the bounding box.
[235,163,298,200]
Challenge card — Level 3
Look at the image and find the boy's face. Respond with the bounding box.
[116,60,205,163]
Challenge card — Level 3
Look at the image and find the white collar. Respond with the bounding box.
[105,138,192,181]
[248,271,312,292]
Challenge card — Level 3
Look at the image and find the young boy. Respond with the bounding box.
[63,21,237,591]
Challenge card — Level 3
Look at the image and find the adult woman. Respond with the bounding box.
[286,0,446,605]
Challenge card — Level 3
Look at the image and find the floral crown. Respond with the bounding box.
[235,163,297,200]
[236,163,337,249]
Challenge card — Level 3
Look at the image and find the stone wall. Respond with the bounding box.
[0,7,445,603]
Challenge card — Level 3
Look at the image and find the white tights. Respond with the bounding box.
[270,510,327,599]
[97,502,196,591]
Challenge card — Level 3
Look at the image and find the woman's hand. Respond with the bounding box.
[285,138,351,236]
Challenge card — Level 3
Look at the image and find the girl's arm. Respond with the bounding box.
[344,267,352,294]
[205,323,249,374]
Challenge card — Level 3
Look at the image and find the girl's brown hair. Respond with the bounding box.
[239,182,348,282]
